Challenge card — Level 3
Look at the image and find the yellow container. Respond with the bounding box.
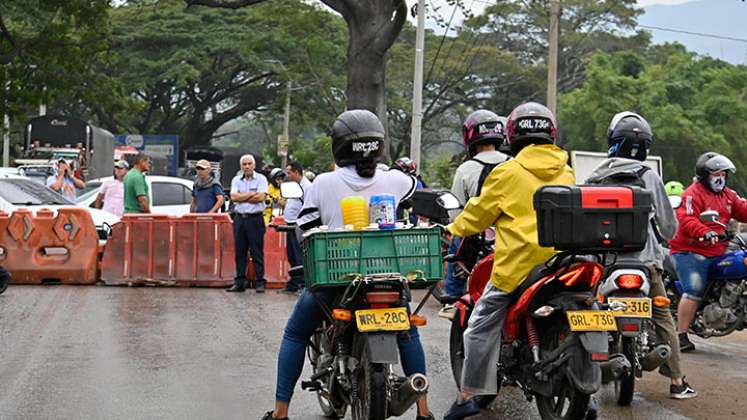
[340,196,369,230]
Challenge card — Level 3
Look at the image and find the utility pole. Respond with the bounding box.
[2,78,9,167]
[409,0,425,169]
[547,0,560,115]
[281,79,291,169]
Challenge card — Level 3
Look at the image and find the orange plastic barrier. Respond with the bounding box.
[0,208,100,284]
[100,214,235,287]
[264,216,291,289]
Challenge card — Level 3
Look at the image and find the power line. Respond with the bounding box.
[639,25,747,44]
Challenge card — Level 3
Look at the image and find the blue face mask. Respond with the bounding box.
[709,175,726,192]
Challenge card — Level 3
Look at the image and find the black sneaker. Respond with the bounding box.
[261,411,288,420]
[417,413,435,420]
[443,398,480,420]
[256,284,266,293]
[679,332,695,353]
[670,378,698,399]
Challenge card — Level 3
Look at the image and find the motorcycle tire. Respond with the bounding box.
[448,315,498,409]
[307,331,345,419]
[351,337,387,420]
[613,336,636,406]
[535,326,590,420]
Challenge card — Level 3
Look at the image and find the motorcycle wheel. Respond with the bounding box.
[308,331,346,418]
[351,337,387,420]
[613,336,636,406]
[535,327,590,420]
[448,314,498,409]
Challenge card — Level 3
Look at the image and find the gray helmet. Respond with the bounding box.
[695,152,735,181]
[330,110,385,167]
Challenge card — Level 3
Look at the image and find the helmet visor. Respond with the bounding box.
[704,155,736,174]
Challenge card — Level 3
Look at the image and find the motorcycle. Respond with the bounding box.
[278,181,431,420]
[595,263,672,405]
[663,210,747,338]
[432,188,626,420]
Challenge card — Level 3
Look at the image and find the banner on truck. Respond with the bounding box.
[114,134,179,176]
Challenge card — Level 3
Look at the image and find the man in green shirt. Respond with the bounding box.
[123,154,151,214]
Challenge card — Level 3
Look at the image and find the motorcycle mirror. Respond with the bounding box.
[699,209,719,223]
[280,181,303,199]
[436,192,461,210]
[668,196,682,209]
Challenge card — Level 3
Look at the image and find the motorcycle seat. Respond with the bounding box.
[511,255,594,302]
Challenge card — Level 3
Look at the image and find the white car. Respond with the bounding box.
[76,175,196,216]
[0,176,120,242]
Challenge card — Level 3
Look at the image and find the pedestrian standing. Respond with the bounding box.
[280,161,311,294]
[123,154,151,214]
[190,159,225,213]
[95,160,129,217]
[228,154,268,293]
[46,159,85,202]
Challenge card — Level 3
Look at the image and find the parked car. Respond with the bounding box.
[76,175,195,216]
[0,176,120,242]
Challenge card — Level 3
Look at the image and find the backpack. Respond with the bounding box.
[589,165,650,188]
[471,157,506,196]
[588,165,664,242]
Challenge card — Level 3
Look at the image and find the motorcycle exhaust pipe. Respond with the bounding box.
[387,373,429,417]
[640,344,672,372]
[600,353,632,384]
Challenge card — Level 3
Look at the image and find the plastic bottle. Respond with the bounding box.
[369,194,397,229]
[340,196,369,230]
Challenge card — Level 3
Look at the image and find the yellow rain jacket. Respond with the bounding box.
[447,144,575,293]
[264,183,281,225]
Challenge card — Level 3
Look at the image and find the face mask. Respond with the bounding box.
[709,175,726,192]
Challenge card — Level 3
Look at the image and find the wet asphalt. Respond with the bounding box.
[0,286,744,420]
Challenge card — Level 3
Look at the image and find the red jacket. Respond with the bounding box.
[669,182,747,257]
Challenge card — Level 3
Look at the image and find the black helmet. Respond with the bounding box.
[695,152,736,181]
[330,110,385,167]
[462,110,505,157]
[607,111,653,161]
[505,102,557,154]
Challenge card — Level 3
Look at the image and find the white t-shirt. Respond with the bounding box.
[298,166,416,231]
[99,178,125,217]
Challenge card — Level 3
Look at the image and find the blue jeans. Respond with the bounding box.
[445,236,464,297]
[671,252,719,301]
[275,289,426,403]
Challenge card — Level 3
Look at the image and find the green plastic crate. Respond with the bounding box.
[302,227,443,290]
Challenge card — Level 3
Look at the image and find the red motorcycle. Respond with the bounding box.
[439,185,652,420]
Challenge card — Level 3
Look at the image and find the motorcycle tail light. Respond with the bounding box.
[616,274,643,289]
[332,309,352,322]
[653,296,671,308]
[622,323,639,332]
[410,314,427,326]
[366,292,400,304]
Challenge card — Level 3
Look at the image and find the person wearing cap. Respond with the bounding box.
[95,160,129,217]
[46,159,85,202]
[190,159,225,214]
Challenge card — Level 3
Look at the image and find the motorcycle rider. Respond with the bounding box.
[669,152,747,352]
[443,102,575,420]
[443,110,510,300]
[392,156,428,189]
[261,110,433,420]
[586,111,697,400]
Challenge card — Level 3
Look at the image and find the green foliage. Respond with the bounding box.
[287,134,333,174]
[0,0,110,119]
[560,47,747,193]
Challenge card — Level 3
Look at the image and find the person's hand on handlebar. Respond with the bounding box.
[699,230,731,244]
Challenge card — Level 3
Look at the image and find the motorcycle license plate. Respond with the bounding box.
[566,310,618,332]
[355,307,410,333]
[608,297,652,318]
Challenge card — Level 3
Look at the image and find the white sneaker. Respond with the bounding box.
[438,304,457,320]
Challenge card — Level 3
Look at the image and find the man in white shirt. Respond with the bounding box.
[228,154,269,293]
[280,160,312,293]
